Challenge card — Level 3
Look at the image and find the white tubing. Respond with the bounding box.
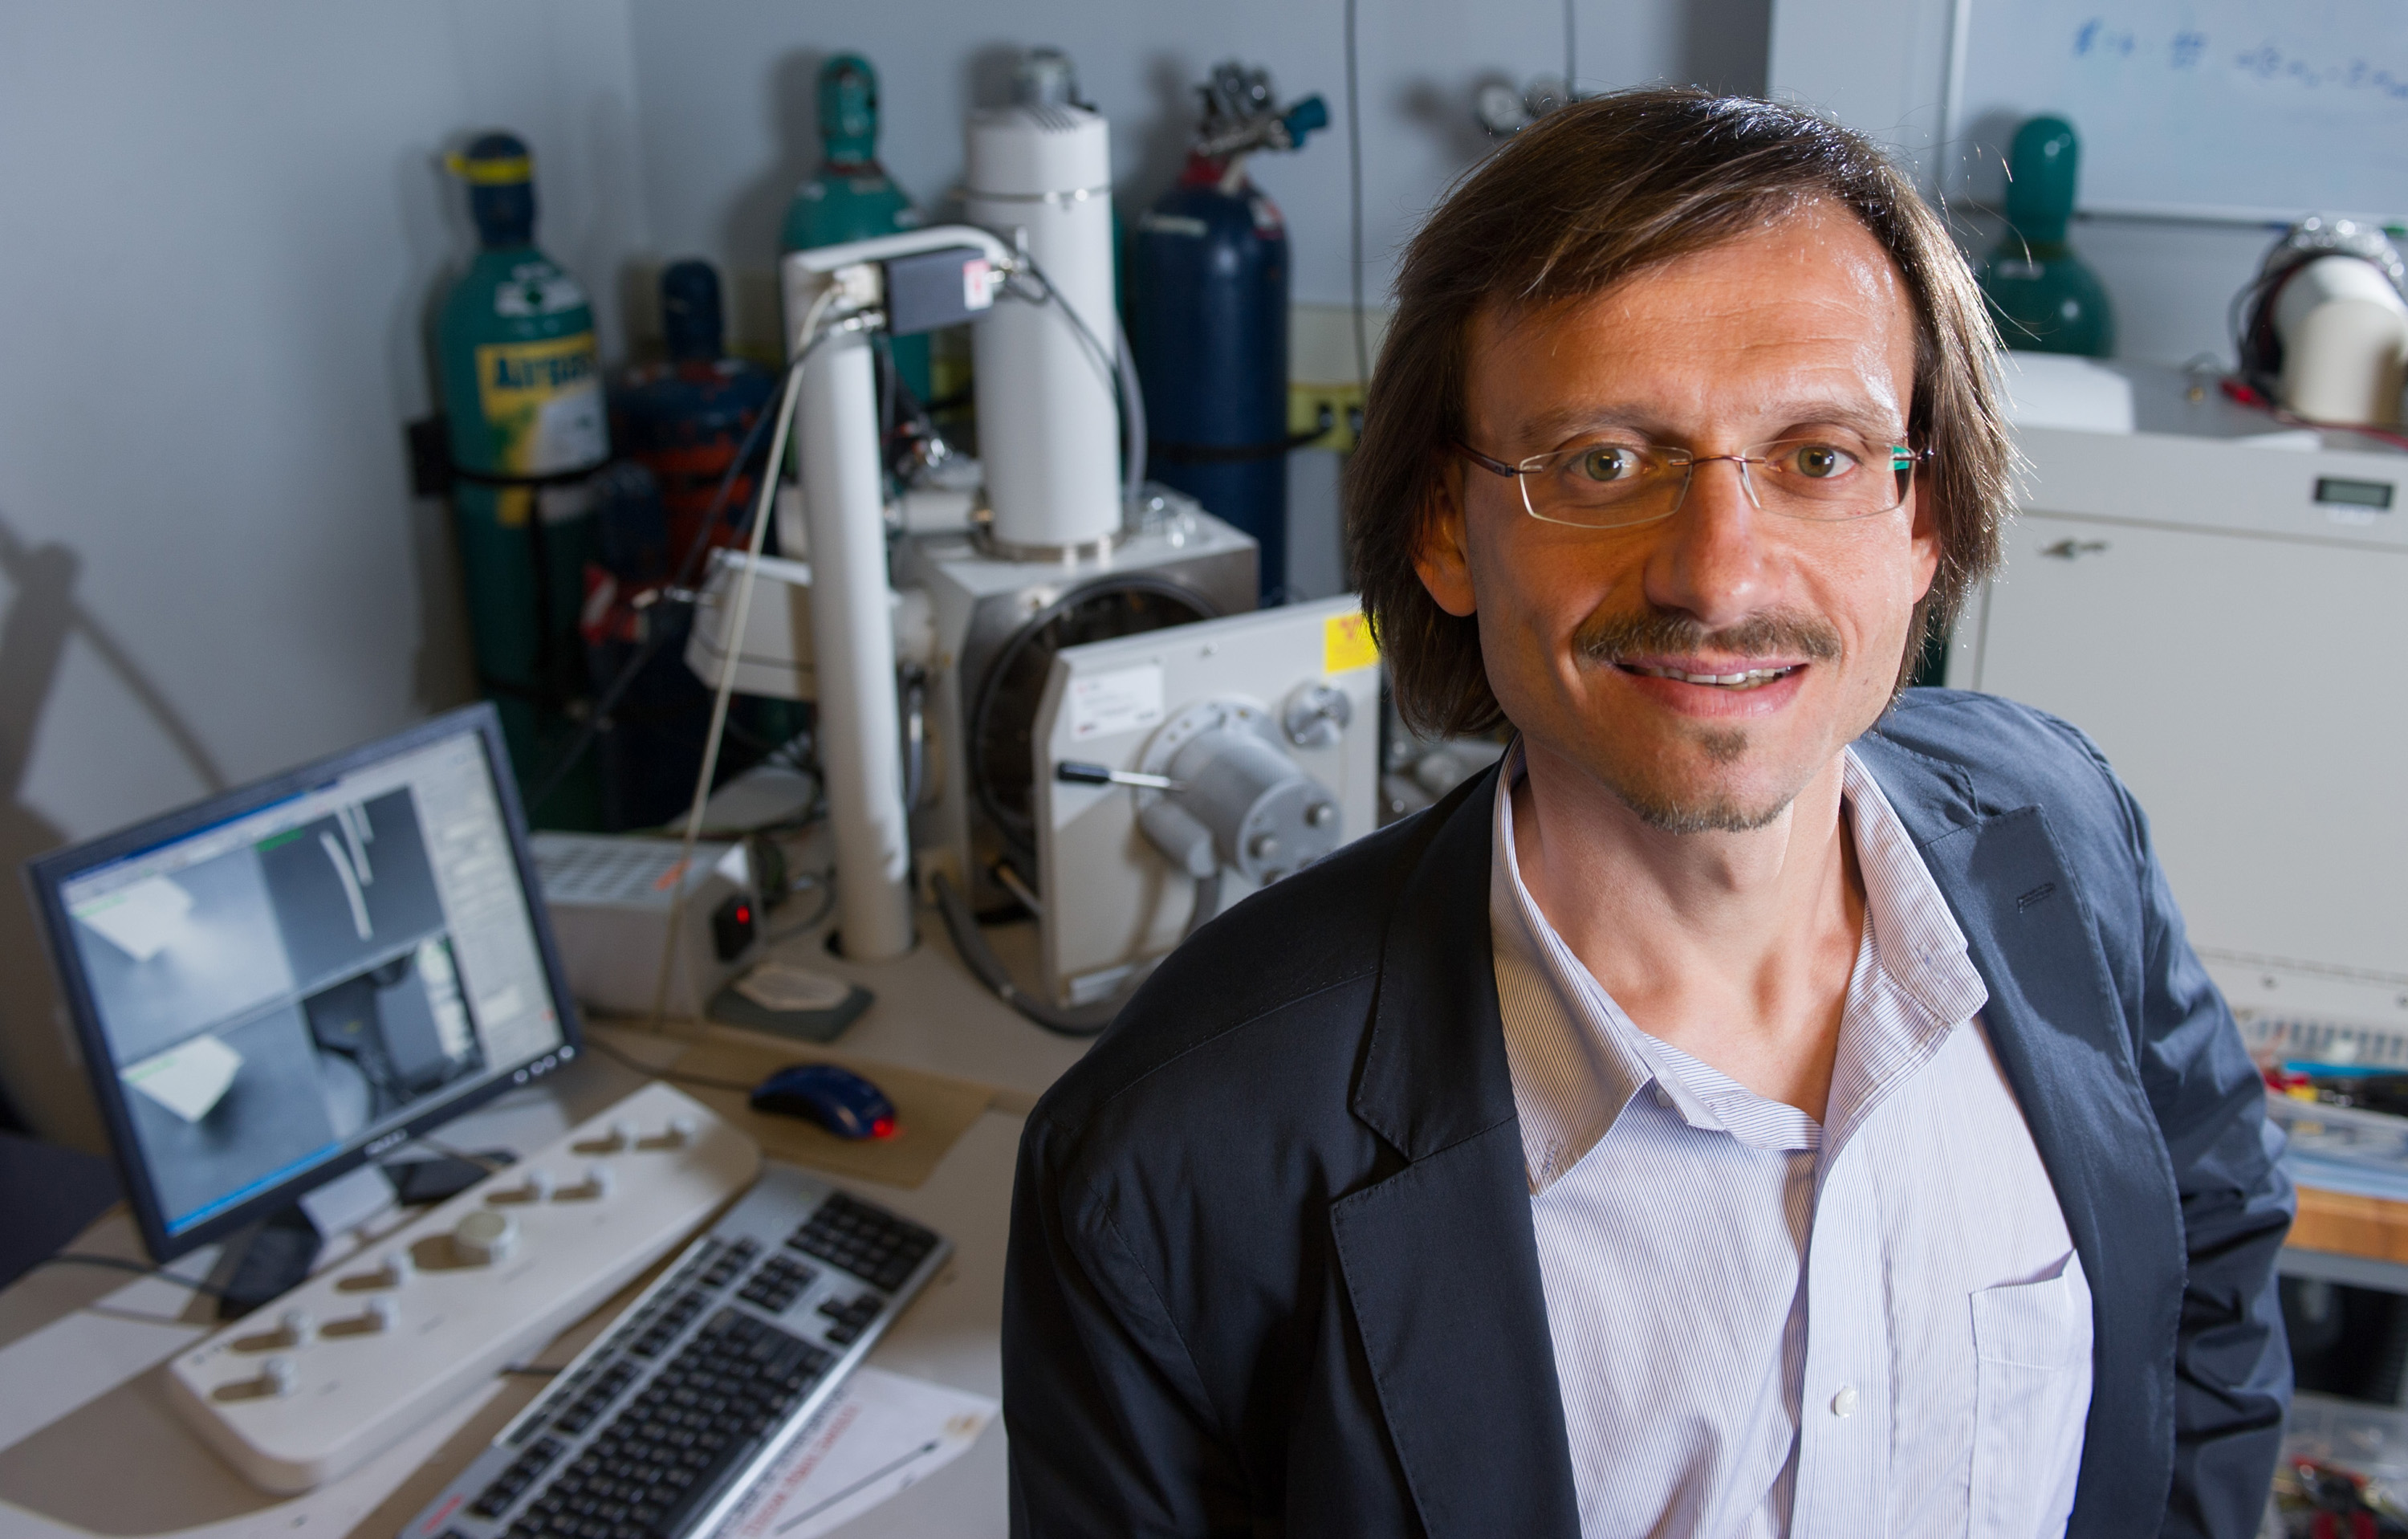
[649,318,820,1030]
[799,323,916,960]
[783,222,1010,279]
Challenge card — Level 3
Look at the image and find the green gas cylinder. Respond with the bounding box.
[1978,116,2115,357]
[435,132,608,826]
[782,55,932,401]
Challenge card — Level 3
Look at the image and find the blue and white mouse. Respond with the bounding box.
[747,1062,897,1140]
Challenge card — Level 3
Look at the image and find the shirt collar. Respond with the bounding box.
[1838,748,1990,1030]
[1491,738,1991,1194]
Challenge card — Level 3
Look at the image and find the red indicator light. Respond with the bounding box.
[736,905,752,925]
[871,1116,897,1139]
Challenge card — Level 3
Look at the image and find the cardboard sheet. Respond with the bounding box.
[663,1031,995,1191]
[120,1034,243,1122]
[75,873,194,962]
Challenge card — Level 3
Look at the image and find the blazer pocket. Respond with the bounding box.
[1969,1252,2093,1539]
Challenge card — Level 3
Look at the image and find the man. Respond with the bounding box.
[1002,91,2291,1537]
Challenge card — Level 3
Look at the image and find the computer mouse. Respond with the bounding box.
[748,1062,897,1140]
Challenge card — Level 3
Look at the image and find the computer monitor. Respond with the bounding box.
[25,703,584,1263]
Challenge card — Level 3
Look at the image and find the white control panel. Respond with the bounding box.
[165,1081,760,1495]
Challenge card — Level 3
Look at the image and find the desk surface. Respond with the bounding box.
[722,912,1090,1118]
[0,911,1074,1539]
[2294,1188,2408,1266]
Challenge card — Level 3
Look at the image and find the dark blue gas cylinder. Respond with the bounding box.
[1133,71,1323,601]
[609,261,778,561]
[1136,166,1293,596]
[580,462,713,831]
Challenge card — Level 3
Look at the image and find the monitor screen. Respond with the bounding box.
[26,705,582,1260]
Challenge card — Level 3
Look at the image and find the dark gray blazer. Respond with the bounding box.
[1003,688,2293,1537]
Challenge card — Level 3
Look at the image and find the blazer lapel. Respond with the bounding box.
[1862,741,2183,1535]
[1330,768,1582,1539]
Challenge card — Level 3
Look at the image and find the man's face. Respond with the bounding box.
[1415,206,1938,833]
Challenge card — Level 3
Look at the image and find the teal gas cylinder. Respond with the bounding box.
[1977,116,2115,357]
[782,55,931,401]
[435,132,608,826]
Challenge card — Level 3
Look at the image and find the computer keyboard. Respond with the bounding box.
[401,1164,947,1539]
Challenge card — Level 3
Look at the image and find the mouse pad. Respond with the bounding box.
[661,1030,995,1191]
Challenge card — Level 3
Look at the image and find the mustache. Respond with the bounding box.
[1572,607,1844,666]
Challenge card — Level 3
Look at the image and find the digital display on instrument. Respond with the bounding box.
[2314,476,2394,511]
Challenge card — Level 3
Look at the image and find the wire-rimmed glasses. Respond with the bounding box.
[1458,434,1926,529]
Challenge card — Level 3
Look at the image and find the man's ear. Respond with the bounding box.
[1412,463,1479,619]
[1906,477,1942,604]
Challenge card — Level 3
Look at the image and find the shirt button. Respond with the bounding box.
[1830,1385,1860,1419]
[1653,1087,1672,1109]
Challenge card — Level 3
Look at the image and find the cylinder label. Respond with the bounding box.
[474,336,606,524]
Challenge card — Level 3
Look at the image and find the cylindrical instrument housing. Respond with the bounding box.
[2276,255,2408,427]
[1164,728,1341,886]
[965,104,1122,553]
[796,324,917,960]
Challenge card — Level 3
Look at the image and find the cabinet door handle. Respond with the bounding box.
[2039,538,2110,560]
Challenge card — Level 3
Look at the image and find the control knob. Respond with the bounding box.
[454,1208,518,1265]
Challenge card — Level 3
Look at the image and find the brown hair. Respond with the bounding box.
[1346,88,2009,736]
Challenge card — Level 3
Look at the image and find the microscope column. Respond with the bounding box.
[965,104,1122,551]
[797,327,915,959]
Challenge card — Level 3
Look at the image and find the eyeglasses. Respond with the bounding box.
[1458,435,1926,529]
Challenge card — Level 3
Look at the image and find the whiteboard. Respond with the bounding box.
[1946,0,2408,222]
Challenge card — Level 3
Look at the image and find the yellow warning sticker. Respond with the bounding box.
[1323,611,1379,674]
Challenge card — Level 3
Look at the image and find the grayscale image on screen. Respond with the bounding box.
[57,733,564,1235]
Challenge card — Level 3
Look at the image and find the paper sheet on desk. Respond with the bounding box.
[710,1368,994,1539]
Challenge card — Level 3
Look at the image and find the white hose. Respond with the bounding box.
[645,287,838,1031]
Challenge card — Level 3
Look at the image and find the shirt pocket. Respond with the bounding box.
[1969,1251,2094,1539]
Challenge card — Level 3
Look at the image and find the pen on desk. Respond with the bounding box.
[774,1439,944,1533]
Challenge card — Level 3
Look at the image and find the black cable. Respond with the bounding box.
[524,321,844,818]
[1005,264,1118,397]
[1345,0,1369,391]
[580,1032,762,1095]
[932,872,1118,1037]
[35,1253,230,1297]
[394,1134,510,1175]
[525,393,783,814]
[718,714,813,778]
[1003,253,1146,499]
[1564,0,1576,100]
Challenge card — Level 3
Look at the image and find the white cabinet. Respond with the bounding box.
[1946,385,2408,1008]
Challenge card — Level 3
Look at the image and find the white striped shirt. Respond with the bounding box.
[1492,743,2093,1538]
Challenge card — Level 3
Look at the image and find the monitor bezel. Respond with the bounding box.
[22,702,587,1264]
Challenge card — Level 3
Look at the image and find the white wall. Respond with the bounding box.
[0,1,647,1146]
[1769,0,2276,367]
[625,0,1770,329]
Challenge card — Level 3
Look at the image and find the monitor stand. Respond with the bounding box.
[210,1161,397,1321]
[214,1206,321,1321]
